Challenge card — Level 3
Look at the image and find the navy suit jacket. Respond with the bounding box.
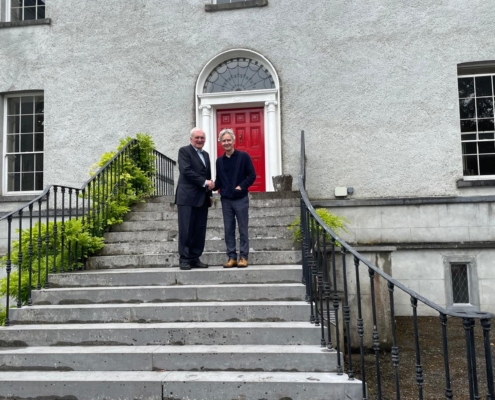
[175,144,212,207]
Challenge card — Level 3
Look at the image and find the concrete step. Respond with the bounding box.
[0,370,360,400]
[9,301,309,324]
[30,284,305,305]
[111,215,294,232]
[0,322,321,347]
[125,206,300,221]
[100,238,298,255]
[0,345,337,372]
[49,265,303,288]
[104,225,293,243]
[87,251,301,269]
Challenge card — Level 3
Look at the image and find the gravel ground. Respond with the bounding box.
[352,316,494,400]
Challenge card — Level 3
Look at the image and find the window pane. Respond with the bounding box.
[478,118,494,132]
[35,114,44,132]
[459,98,475,119]
[475,76,493,97]
[21,173,35,191]
[479,133,494,140]
[21,115,34,133]
[22,154,35,172]
[7,155,17,173]
[11,8,22,21]
[461,119,477,132]
[8,174,21,192]
[37,5,45,19]
[7,98,20,115]
[34,133,44,151]
[7,116,20,134]
[24,7,36,20]
[463,155,478,175]
[479,154,495,175]
[458,77,475,98]
[35,96,44,113]
[37,0,45,5]
[11,0,23,7]
[478,141,495,154]
[35,172,43,190]
[35,154,43,171]
[7,134,20,153]
[24,0,36,6]
[20,134,33,152]
[462,142,477,155]
[451,264,469,304]
[461,134,477,141]
[477,98,494,118]
[21,96,34,114]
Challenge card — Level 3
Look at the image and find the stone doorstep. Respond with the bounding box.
[0,322,322,347]
[48,265,304,288]
[86,251,302,269]
[0,345,338,372]
[0,371,360,400]
[30,283,306,305]
[9,301,309,324]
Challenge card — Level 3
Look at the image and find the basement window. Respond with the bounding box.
[206,0,268,12]
[443,256,480,312]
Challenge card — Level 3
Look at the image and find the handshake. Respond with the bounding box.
[206,180,215,191]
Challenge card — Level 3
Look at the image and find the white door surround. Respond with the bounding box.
[195,49,281,191]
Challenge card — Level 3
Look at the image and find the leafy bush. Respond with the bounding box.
[288,208,348,243]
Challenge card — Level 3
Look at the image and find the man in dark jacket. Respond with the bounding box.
[215,128,256,268]
[175,128,214,270]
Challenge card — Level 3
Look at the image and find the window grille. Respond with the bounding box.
[5,94,44,192]
[450,263,470,304]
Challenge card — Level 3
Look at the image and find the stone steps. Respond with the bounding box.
[87,250,301,269]
[29,283,305,305]
[104,225,293,243]
[0,370,360,400]
[0,322,322,347]
[100,237,298,255]
[0,345,337,372]
[9,301,309,324]
[49,265,303,287]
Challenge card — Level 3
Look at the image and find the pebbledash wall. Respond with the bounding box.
[1,0,495,315]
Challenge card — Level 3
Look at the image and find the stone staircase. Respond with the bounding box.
[0,192,361,400]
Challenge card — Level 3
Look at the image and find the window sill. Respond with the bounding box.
[0,18,51,29]
[205,0,268,12]
[457,179,495,188]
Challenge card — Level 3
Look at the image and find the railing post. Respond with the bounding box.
[481,318,495,399]
[52,186,58,274]
[5,215,13,326]
[410,297,424,400]
[463,317,479,400]
[331,238,342,375]
[341,247,354,379]
[355,256,367,399]
[44,191,50,288]
[370,268,382,398]
[439,313,453,400]
[17,209,23,309]
[388,282,401,399]
[27,204,34,306]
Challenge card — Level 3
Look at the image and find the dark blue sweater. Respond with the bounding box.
[215,150,256,199]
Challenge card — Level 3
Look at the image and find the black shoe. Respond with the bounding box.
[192,260,209,269]
[179,262,192,270]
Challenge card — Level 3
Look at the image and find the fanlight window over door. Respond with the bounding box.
[204,58,276,93]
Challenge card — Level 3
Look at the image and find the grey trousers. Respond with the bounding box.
[221,196,249,260]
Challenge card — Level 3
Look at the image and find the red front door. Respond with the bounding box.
[216,108,265,192]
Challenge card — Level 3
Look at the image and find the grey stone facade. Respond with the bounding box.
[1,0,495,315]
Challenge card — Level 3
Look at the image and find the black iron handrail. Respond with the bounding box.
[298,130,494,399]
[1,139,176,326]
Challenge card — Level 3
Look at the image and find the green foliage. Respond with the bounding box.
[0,133,157,324]
[288,208,349,243]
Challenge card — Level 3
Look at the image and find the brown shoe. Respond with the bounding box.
[237,257,248,268]
[223,258,237,268]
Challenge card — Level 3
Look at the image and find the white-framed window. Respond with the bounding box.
[3,93,44,193]
[7,0,45,22]
[458,62,495,178]
[443,256,479,312]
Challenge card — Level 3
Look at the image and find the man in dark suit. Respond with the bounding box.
[175,128,214,270]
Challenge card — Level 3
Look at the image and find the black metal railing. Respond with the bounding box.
[1,139,175,326]
[298,130,494,399]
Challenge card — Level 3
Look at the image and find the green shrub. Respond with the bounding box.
[288,208,348,243]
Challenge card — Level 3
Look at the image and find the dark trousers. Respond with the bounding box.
[221,196,249,260]
[177,196,209,264]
